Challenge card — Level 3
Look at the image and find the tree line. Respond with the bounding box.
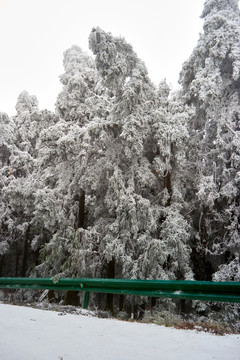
[0,0,239,312]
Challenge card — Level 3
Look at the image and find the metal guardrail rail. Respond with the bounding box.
[0,277,240,308]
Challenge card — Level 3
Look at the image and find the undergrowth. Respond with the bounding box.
[141,310,238,335]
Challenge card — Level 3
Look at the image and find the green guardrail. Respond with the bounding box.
[0,277,240,308]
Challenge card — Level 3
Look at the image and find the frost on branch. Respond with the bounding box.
[56,45,109,124]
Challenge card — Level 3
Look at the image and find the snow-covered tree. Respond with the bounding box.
[0,91,59,276]
[38,28,193,290]
[180,0,240,280]
[69,27,160,280]
[0,112,16,275]
[48,27,192,284]
[34,46,110,278]
[56,45,109,124]
[138,84,194,281]
[0,95,37,276]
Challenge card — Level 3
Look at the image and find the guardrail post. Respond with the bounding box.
[84,291,90,309]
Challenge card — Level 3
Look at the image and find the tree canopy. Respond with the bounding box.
[0,0,239,319]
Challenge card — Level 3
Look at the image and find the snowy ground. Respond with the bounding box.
[0,303,239,360]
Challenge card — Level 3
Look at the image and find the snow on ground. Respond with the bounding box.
[0,303,239,360]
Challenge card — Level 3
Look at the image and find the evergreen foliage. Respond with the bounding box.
[0,0,239,317]
[180,0,240,281]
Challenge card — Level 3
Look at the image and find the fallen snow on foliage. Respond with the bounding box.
[0,304,239,360]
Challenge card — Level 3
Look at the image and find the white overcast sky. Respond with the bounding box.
[0,0,206,116]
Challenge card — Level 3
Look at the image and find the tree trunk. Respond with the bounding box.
[78,190,85,229]
[105,259,115,314]
[164,170,172,206]
[21,226,30,277]
[0,255,4,276]
[64,291,79,306]
[119,294,124,312]
[15,242,19,276]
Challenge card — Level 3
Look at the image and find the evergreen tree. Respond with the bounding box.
[35,46,110,278]
[77,27,161,280]
[0,92,39,276]
[0,112,15,274]
[139,84,194,280]
[0,91,59,276]
[39,28,193,288]
[56,45,109,124]
[57,27,192,283]
[180,0,240,280]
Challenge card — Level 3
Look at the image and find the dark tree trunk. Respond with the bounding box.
[48,290,55,302]
[151,297,157,309]
[119,294,124,312]
[21,226,31,277]
[0,255,4,276]
[64,291,79,306]
[15,242,19,276]
[105,259,115,314]
[78,190,85,229]
[191,246,214,280]
[164,170,172,207]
